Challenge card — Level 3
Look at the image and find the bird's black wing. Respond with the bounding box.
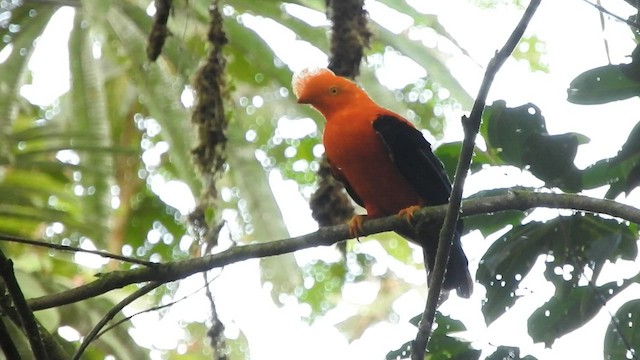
[327,158,365,207]
[372,115,453,205]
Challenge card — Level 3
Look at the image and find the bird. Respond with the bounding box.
[292,68,472,298]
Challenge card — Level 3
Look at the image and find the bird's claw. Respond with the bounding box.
[348,215,366,240]
[397,205,422,224]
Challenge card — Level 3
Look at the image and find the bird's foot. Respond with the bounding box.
[397,205,422,224]
[348,215,366,240]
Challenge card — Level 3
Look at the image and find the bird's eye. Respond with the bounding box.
[329,86,339,95]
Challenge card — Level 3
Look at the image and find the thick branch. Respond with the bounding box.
[0,314,21,360]
[23,191,640,312]
[412,1,542,357]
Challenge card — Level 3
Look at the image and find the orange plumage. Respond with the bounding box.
[293,68,472,298]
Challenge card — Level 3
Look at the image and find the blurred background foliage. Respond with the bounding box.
[0,0,640,359]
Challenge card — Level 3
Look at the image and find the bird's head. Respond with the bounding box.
[292,68,368,118]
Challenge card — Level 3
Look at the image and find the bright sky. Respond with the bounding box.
[18,0,640,359]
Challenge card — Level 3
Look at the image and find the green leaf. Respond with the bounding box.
[485,346,538,360]
[124,188,188,263]
[477,220,546,325]
[0,5,56,161]
[434,142,495,180]
[481,101,587,191]
[297,259,347,319]
[528,280,631,347]
[568,63,640,105]
[388,312,479,360]
[105,2,199,192]
[604,299,640,360]
[581,119,640,196]
[68,8,114,245]
[512,35,548,73]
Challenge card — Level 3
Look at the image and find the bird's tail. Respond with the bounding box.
[439,230,473,298]
[402,222,473,298]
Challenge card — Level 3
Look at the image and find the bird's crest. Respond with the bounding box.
[292,68,335,100]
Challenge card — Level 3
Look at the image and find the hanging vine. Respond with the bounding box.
[188,3,230,359]
[147,0,172,61]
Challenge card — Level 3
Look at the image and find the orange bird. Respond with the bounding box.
[293,68,472,298]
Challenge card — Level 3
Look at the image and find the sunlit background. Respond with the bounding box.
[3,0,640,359]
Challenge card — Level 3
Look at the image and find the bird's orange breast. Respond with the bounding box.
[323,111,422,218]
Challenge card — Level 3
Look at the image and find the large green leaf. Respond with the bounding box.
[66,9,114,245]
[604,299,640,360]
[581,120,640,198]
[481,101,588,191]
[528,280,631,347]
[568,63,640,105]
[477,220,545,325]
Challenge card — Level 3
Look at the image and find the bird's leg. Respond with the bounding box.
[348,215,367,240]
[397,205,423,224]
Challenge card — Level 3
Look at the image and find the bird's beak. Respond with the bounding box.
[296,95,310,104]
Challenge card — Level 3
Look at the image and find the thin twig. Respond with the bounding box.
[581,0,640,30]
[411,1,542,358]
[71,281,163,360]
[0,249,49,360]
[21,191,640,313]
[597,0,612,64]
[96,274,217,338]
[0,234,158,267]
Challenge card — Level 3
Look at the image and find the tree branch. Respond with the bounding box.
[0,316,22,360]
[0,234,158,267]
[22,191,640,313]
[412,1,542,357]
[0,249,49,360]
[72,281,163,360]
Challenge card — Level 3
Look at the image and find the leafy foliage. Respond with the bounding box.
[386,312,480,360]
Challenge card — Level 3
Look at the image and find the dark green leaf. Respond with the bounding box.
[604,299,640,360]
[388,312,479,360]
[568,64,640,105]
[481,101,587,191]
[581,120,640,197]
[477,220,546,325]
[528,280,631,347]
[485,346,538,360]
